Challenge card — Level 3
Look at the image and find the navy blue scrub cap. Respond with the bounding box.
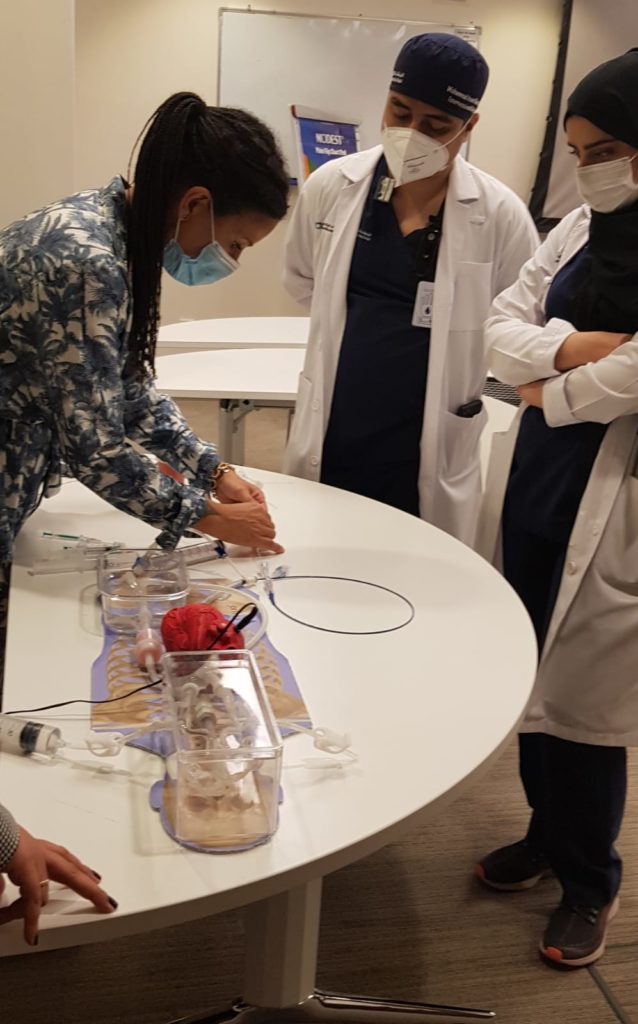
[389,33,489,122]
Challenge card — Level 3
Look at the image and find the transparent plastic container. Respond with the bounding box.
[97,548,188,633]
[161,649,282,850]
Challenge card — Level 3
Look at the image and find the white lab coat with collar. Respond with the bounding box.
[478,204,638,746]
[283,146,538,546]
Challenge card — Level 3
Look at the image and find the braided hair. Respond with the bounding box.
[127,92,289,376]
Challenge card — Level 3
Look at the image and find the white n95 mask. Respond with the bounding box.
[576,154,638,213]
[381,125,464,186]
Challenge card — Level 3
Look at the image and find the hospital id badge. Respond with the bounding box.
[412,281,434,328]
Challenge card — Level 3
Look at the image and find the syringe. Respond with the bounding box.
[0,714,64,756]
[178,539,227,567]
[29,552,100,575]
[30,534,126,575]
[41,532,124,552]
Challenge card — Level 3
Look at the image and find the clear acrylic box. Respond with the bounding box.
[161,649,283,850]
[97,548,188,633]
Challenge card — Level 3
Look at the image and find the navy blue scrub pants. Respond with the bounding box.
[503,519,626,909]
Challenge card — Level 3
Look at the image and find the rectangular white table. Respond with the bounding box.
[157,317,309,356]
[155,348,305,465]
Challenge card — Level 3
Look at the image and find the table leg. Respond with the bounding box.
[218,401,248,465]
[172,880,495,1024]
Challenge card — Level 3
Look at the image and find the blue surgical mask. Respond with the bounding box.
[163,203,239,286]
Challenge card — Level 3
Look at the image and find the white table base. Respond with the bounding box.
[218,399,294,465]
[170,881,494,1024]
[154,349,303,465]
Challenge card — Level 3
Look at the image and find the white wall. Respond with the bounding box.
[74,0,562,325]
[0,0,75,228]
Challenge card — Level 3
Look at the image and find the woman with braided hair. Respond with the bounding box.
[0,92,289,689]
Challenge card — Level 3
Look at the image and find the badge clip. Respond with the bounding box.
[374,176,395,203]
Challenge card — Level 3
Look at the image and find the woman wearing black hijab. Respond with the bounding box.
[475,50,638,968]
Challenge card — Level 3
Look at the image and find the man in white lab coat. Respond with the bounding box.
[283,33,538,546]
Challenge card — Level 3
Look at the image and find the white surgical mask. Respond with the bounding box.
[381,124,465,185]
[576,154,638,213]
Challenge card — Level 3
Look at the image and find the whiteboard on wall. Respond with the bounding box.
[218,9,481,182]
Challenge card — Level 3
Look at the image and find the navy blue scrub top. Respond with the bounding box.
[320,157,442,516]
[504,244,607,544]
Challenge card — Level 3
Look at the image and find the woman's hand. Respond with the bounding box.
[0,828,115,946]
[555,331,632,371]
[194,500,284,554]
[517,380,546,408]
[215,469,265,505]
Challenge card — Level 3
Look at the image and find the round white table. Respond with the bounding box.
[154,349,305,465]
[157,317,309,356]
[1,473,536,1024]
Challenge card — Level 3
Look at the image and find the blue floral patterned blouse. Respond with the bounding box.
[0,177,219,562]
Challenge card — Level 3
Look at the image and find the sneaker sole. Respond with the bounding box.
[474,862,553,892]
[540,895,620,968]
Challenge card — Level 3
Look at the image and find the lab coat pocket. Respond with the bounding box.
[450,262,493,331]
[442,405,488,482]
[600,474,638,595]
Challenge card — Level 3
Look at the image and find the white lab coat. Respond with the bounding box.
[283,146,539,546]
[478,204,638,746]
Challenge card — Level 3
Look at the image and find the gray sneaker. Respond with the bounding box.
[541,896,620,967]
[474,839,552,891]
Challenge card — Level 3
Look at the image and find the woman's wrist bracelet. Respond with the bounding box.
[210,461,234,496]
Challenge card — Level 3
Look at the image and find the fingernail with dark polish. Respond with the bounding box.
[107,896,118,910]
[91,870,102,881]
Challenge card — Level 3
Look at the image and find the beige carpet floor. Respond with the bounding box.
[1,401,636,1024]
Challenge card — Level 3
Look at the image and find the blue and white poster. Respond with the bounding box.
[291,106,360,183]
